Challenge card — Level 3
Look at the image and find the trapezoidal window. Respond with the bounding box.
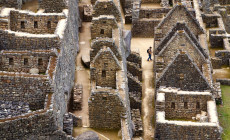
[24,58,29,65]
[104,4,107,10]
[196,102,200,109]
[38,58,43,66]
[179,73,184,80]
[47,21,51,29]
[100,29,104,35]
[102,70,106,77]
[21,21,25,29]
[9,58,14,65]
[184,102,188,109]
[34,21,38,28]
[171,102,175,109]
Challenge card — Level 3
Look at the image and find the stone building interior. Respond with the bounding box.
[0,0,230,139]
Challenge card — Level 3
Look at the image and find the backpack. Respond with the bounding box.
[147,49,149,53]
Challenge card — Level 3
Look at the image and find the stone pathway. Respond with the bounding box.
[73,22,91,127]
[130,38,155,140]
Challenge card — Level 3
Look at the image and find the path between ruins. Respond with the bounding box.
[73,22,91,127]
[131,38,155,140]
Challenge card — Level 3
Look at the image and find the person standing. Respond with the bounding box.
[147,47,152,61]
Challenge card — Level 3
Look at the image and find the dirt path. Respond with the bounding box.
[73,22,91,127]
[130,38,155,140]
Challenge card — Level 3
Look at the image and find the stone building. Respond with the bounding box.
[154,2,222,139]
[0,0,79,139]
[155,87,222,139]
[88,0,136,139]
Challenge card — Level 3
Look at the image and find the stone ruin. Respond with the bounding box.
[88,0,143,138]
[0,0,79,139]
[154,3,222,139]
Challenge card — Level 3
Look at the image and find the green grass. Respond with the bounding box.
[218,85,230,139]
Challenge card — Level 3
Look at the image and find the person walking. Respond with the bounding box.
[147,46,152,61]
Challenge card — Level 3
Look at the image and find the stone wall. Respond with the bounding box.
[52,0,79,129]
[157,53,211,91]
[0,30,60,50]
[39,0,67,13]
[0,109,58,139]
[93,0,121,22]
[127,52,142,67]
[128,72,142,93]
[91,16,118,40]
[216,78,230,85]
[141,0,161,3]
[0,52,55,73]
[88,91,126,129]
[10,10,65,34]
[0,19,8,30]
[157,91,212,119]
[91,48,121,89]
[139,8,170,19]
[155,115,221,140]
[127,61,142,81]
[132,19,161,37]
[211,57,222,69]
[0,0,22,9]
[156,5,204,40]
[215,50,230,65]
[0,74,53,110]
[90,38,121,61]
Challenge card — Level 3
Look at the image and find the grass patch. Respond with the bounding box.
[218,85,230,139]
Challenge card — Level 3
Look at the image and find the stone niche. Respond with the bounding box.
[91,48,121,89]
[91,15,118,40]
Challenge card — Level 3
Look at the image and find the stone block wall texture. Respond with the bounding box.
[211,57,222,69]
[141,0,161,3]
[209,34,224,48]
[139,8,171,19]
[0,53,52,73]
[157,54,210,91]
[39,0,67,13]
[156,5,203,39]
[129,92,142,111]
[10,10,65,34]
[163,93,212,119]
[91,16,118,39]
[92,49,120,89]
[0,0,22,9]
[52,0,79,128]
[0,75,52,110]
[219,0,230,5]
[0,30,60,50]
[155,121,221,140]
[215,50,230,65]
[158,32,206,70]
[127,61,142,81]
[0,19,8,30]
[127,52,142,67]
[216,78,230,85]
[128,73,142,93]
[93,1,121,22]
[90,38,121,61]
[132,19,161,37]
[0,110,58,140]
[89,91,125,129]
[202,14,218,28]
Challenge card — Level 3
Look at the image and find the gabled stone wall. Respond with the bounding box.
[93,0,121,22]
